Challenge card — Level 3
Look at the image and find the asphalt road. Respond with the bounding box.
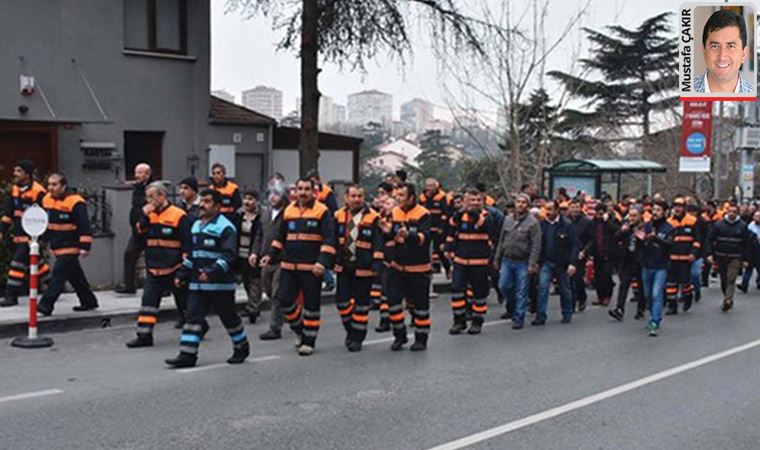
[1,285,760,450]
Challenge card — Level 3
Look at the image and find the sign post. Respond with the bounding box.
[679,101,712,173]
[11,204,52,349]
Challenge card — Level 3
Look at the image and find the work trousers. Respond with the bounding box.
[239,258,262,316]
[336,268,373,343]
[38,254,97,311]
[450,264,489,325]
[387,270,430,339]
[135,274,191,337]
[178,290,247,357]
[279,269,323,347]
[5,242,50,297]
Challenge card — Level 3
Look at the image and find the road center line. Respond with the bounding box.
[0,389,64,404]
[427,337,760,450]
[176,355,281,374]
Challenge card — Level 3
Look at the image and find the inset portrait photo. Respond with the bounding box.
[679,3,757,101]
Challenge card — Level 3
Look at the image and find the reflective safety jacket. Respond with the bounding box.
[334,205,383,277]
[209,179,242,217]
[269,200,336,271]
[0,181,46,241]
[136,204,192,276]
[446,208,501,267]
[666,214,700,262]
[386,204,431,273]
[419,190,451,236]
[317,184,339,214]
[42,191,93,256]
[178,213,238,291]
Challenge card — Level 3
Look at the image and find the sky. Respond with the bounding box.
[210,0,682,121]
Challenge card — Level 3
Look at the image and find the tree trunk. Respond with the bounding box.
[299,0,320,178]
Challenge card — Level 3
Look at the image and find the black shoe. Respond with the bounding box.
[577,300,587,312]
[227,344,250,364]
[561,316,572,324]
[259,329,282,340]
[410,334,428,351]
[165,352,197,368]
[248,313,259,325]
[665,304,678,316]
[683,297,693,312]
[449,322,467,335]
[345,335,352,348]
[114,284,136,295]
[634,310,644,320]
[37,303,53,316]
[738,284,748,294]
[512,321,524,330]
[694,291,701,303]
[500,311,511,320]
[531,318,546,326]
[390,333,408,351]
[126,335,153,348]
[347,341,363,352]
[0,296,18,307]
[608,308,624,322]
[467,323,482,335]
[375,318,391,333]
[72,304,98,312]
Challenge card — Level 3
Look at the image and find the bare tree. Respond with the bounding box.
[438,0,591,195]
[227,0,486,178]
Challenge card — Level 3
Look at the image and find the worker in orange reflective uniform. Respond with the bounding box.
[419,178,452,277]
[0,160,50,307]
[209,163,242,221]
[334,184,384,352]
[386,183,432,352]
[665,198,700,315]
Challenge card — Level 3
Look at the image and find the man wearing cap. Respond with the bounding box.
[178,176,201,220]
[0,159,50,307]
[115,163,152,294]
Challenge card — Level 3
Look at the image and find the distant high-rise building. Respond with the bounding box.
[295,95,347,131]
[242,85,283,121]
[332,104,346,124]
[347,90,393,127]
[211,89,235,104]
[400,98,434,132]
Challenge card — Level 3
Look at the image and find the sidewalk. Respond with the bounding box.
[0,274,450,338]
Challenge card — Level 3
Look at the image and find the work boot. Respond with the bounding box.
[608,308,624,322]
[390,330,408,351]
[73,304,98,312]
[410,334,428,352]
[126,335,153,348]
[467,322,482,335]
[259,329,282,340]
[347,340,363,352]
[227,343,250,364]
[165,352,197,368]
[0,296,18,307]
[37,302,53,316]
[375,318,391,333]
[114,284,136,295]
[683,297,693,312]
[449,321,467,335]
[665,302,678,316]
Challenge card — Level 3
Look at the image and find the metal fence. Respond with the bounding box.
[84,189,113,237]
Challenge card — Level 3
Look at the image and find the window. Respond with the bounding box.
[124,131,164,179]
[124,0,187,54]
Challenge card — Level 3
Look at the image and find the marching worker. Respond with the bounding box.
[609,207,645,321]
[535,200,579,325]
[178,176,201,220]
[385,182,432,351]
[665,197,700,315]
[567,200,592,312]
[419,178,452,277]
[494,194,541,330]
[126,182,196,348]
[37,173,98,315]
[166,189,249,368]
[0,159,49,307]
[638,200,673,337]
[705,203,751,312]
[209,163,242,221]
[308,170,338,292]
[236,190,262,323]
[250,181,288,341]
[580,204,619,307]
[445,187,501,335]
[261,178,336,356]
[334,184,384,352]
[116,163,152,294]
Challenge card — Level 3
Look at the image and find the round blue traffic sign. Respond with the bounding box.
[685,132,706,155]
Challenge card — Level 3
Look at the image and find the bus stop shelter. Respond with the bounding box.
[543,159,666,201]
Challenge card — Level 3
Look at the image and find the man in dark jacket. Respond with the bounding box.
[568,199,592,312]
[250,181,288,340]
[609,207,644,321]
[535,200,578,325]
[116,163,152,294]
[705,203,751,312]
[580,203,620,306]
[178,177,201,221]
[638,200,673,337]
[236,191,262,323]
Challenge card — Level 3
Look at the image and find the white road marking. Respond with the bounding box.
[0,389,63,404]
[427,337,760,450]
[176,355,281,374]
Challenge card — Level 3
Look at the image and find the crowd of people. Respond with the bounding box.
[0,160,758,368]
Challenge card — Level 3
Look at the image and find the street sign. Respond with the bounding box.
[21,204,48,238]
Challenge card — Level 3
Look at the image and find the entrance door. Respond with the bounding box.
[0,122,57,181]
[124,131,164,180]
